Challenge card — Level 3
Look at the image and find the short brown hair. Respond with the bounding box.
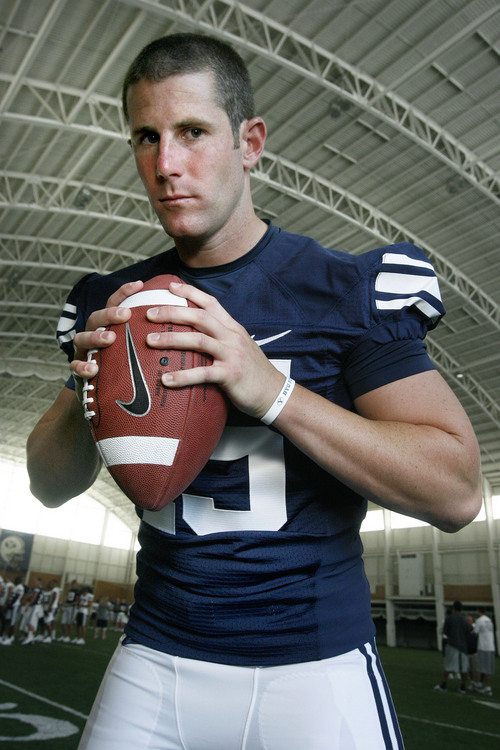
[122,33,255,142]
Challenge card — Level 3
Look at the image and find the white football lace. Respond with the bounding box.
[82,352,97,420]
[82,327,105,420]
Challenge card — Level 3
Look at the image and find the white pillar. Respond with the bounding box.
[432,525,445,651]
[94,508,110,584]
[482,478,500,655]
[383,509,396,647]
[61,537,72,587]
[125,530,137,585]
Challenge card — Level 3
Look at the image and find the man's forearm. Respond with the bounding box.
[273,372,482,533]
[26,386,101,506]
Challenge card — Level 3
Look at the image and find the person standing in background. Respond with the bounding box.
[434,601,472,694]
[473,606,495,696]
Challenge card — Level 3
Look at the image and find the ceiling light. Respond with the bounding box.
[74,187,92,209]
[446,176,467,194]
[330,98,351,118]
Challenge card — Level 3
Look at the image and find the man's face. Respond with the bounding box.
[127,71,249,257]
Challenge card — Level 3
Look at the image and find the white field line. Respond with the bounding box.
[399,712,500,739]
[0,679,88,720]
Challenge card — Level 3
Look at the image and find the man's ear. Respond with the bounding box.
[241,116,266,169]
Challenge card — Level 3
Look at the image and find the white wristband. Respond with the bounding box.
[261,377,295,426]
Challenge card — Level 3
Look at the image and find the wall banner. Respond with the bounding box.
[0,529,34,571]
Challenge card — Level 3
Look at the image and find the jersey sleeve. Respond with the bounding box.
[343,242,445,399]
[55,249,178,390]
[372,245,445,326]
[56,272,102,390]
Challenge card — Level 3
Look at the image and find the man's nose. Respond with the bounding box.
[156,138,181,179]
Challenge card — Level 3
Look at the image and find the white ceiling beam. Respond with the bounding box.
[116,0,500,207]
[52,0,115,85]
[426,339,500,434]
[0,233,145,264]
[3,64,499,210]
[0,170,158,227]
[252,153,500,328]
[0,0,25,48]
[0,0,66,114]
[1,167,498,331]
[0,233,146,275]
[369,4,500,98]
[66,10,146,124]
[0,73,127,137]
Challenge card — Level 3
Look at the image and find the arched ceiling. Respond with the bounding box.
[1,0,499,531]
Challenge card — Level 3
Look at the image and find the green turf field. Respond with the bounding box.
[0,631,498,748]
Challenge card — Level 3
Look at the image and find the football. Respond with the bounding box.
[82,274,227,511]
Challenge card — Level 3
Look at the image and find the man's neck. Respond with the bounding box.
[175,215,268,268]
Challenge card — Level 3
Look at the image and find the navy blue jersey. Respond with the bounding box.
[57,225,444,666]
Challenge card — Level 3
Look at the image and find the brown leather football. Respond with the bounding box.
[83,274,227,510]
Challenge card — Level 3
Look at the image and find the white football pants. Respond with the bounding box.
[78,639,404,750]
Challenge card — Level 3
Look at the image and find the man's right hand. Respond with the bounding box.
[70,280,144,380]
[26,280,145,505]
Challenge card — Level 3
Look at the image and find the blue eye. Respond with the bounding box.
[185,128,204,139]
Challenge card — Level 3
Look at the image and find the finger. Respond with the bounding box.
[166,280,238,328]
[83,280,143,333]
[146,327,222,360]
[161,363,221,389]
[105,280,144,309]
[72,327,115,376]
[147,299,242,349]
[69,281,144,382]
[74,327,115,351]
[70,358,99,379]
[86,304,131,333]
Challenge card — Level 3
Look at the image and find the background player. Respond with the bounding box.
[75,585,94,644]
[0,576,25,645]
[58,579,80,643]
[20,577,44,645]
[0,575,10,638]
[26,33,481,750]
[473,606,495,695]
[42,578,62,643]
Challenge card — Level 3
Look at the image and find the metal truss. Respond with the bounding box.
[0,74,128,139]
[1,0,498,207]
[117,0,500,207]
[1,165,498,331]
[3,250,500,435]
[0,170,158,229]
[0,0,67,114]
[426,339,500,435]
[0,233,149,277]
[0,273,77,310]
[253,152,500,329]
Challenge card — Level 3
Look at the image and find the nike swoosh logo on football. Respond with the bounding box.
[252,330,292,346]
[116,323,151,417]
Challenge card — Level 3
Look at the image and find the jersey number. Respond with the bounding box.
[143,361,290,536]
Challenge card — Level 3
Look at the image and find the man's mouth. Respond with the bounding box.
[159,194,191,204]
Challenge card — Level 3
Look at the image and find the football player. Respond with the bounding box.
[0,575,8,637]
[42,578,62,643]
[21,577,45,645]
[58,579,80,642]
[75,585,94,644]
[0,576,25,645]
[27,33,482,750]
